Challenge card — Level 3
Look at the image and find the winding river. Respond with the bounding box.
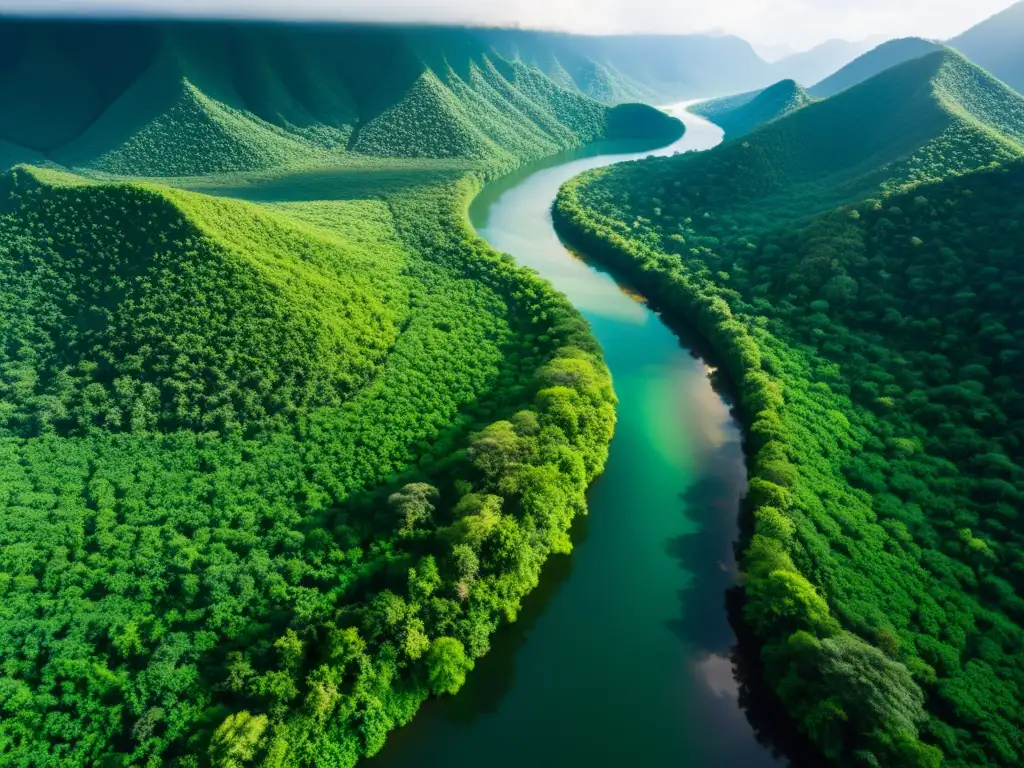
[373,108,786,767]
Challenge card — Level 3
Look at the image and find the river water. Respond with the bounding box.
[373,107,785,768]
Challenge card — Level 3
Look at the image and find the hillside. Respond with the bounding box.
[0,20,682,178]
[689,79,813,138]
[808,37,941,98]
[655,50,1024,225]
[950,0,1024,94]
[555,45,1024,768]
[0,149,620,765]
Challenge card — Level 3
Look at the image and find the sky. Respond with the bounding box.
[1,0,1019,49]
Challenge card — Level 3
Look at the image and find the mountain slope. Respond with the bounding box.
[809,37,941,98]
[555,44,1024,768]
[949,0,1024,94]
[0,20,682,177]
[666,50,1024,222]
[690,79,813,138]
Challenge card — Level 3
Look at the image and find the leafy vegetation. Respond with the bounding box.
[0,18,688,768]
[690,79,813,138]
[808,38,941,98]
[555,48,1024,767]
[0,157,619,767]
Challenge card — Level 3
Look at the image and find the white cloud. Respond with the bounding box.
[1,0,1018,48]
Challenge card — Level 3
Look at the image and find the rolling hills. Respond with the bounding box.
[0,20,682,178]
[689,79,813,138]
[950,0,1024,94]
[808,37,941,98]
[555,46,1024,767]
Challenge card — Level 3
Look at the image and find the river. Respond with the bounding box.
[372,107,786,767]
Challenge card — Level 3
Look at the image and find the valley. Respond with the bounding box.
[2,6,1024,768]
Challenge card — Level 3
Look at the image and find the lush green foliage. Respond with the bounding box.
[808,38,941,98]
[690,79,813,138]
[0,155,619,766]
[0,20,679,179]
[555,49,1024,767]
[0,19,691,766]
[950,0,1024,95]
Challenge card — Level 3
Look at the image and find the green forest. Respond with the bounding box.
[4,7,1024,768]
[556,48,1024,767]
[0,19,682,768]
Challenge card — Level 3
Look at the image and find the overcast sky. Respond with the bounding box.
[2,0,1018,49]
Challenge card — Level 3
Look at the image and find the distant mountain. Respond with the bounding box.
[772,37,887,87]
[479,30,777,103]
[0,20,681,177]
[808,37,941,98]
[752,41,798,63]
[689,79,813,138]
[949,0,1024,93]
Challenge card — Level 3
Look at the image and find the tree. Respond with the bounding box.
[209,711,268,768]
[426,637,473,695]
[388,483,440,537]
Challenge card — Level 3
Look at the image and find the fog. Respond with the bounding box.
[1,0,1018,49]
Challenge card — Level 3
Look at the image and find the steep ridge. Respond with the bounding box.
[950,0,1024,94]
[555,45,1024,768]
[0,166,407,436]
[654,50,1024,224]
[689,79,813,138]
[808,37,941,98]
[0,20,682,177]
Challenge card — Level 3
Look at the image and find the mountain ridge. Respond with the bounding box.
[0,20,683,177]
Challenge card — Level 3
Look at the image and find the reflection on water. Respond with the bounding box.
[696,652,740,700]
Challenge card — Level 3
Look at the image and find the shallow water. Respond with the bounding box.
[372,106,785,768]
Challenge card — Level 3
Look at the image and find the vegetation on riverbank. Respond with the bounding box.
[0,19,687,767]
[555,49,1024,767]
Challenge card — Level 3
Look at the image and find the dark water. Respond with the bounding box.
[373,107,786,768]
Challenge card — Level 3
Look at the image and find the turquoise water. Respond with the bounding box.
[373,108,785,767]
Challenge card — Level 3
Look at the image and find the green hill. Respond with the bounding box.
[0,153,620,766]
[950,0,1024,94]
[808,37,941,98]
[0,20,682,178]
[689,79,813,138]
[650,50,1024,226]
[556,47,1024,767]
